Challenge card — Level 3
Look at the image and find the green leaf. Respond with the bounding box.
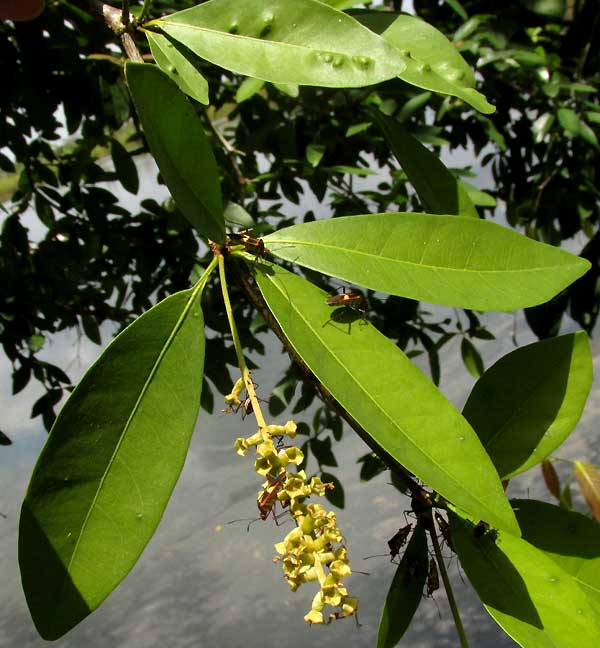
[236,77,265,103]
[152,0,406,88]
[325,165,376,177]
[28,334,46,353]
[532,112,554,144]
[19,267,213,640]
[272,82,299,97]
[262,213,591,311]
[377,524,428,648]
[460,337,484,378]
[252,260,519,534]
[557,108,582,138]
[224,201,255,229]
[110,139,139,194]
[146,31,210,105]
[462,332,592,479]
[373,112,478,217]
[125,62,224,243]
[81,314,101,346]
[345,121,371,137]
[461,181,496,207]
[396,91,432,123]
[320,0,366,9]
[381,15,495,114]
[306,143,325,167]
[451,514,600,647]
[580,121,599,149]
[513,499,600,607]
[444,0,468,20]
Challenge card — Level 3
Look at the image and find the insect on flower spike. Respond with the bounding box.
[257,471,288,521]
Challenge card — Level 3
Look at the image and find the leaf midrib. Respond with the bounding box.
[266,238,578,274]
[159,21,379,58]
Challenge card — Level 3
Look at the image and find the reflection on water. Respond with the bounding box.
[3,313,598,648]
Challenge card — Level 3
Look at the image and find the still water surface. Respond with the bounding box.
[1,157,598,648]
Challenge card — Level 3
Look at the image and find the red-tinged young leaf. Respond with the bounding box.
[575,461,600,521]
[541,460,561,500]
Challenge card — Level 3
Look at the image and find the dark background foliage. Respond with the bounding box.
[1,0,598,467]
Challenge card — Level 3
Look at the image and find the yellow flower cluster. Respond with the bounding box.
[234,418,358,624]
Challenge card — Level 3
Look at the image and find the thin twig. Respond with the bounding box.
[430,528,470,648]
[205,117,247,204]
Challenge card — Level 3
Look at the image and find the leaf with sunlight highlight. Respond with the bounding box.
[252,259,518,534]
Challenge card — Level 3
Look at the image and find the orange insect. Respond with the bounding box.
[257,472,287,521]
[326,289,368,314]
[229,229,269,257]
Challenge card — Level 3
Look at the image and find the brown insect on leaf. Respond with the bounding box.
[574,461,600,521]
[541,459,561,500]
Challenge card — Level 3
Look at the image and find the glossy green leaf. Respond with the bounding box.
[462,332,592,479]
[372,112,478,217]
[513,499,600,607]
[110,139,139,194]
[320,0,366,9]
[262,213,591,311]
[377,524,428,648]
[19,268,212,640]
[382,15,495,114]
[252,260,519,534]
[146,31,209,105]
[125,62,224,243]
[236,77,264,103]
[451,514,600,647]
[152,0,406,88]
